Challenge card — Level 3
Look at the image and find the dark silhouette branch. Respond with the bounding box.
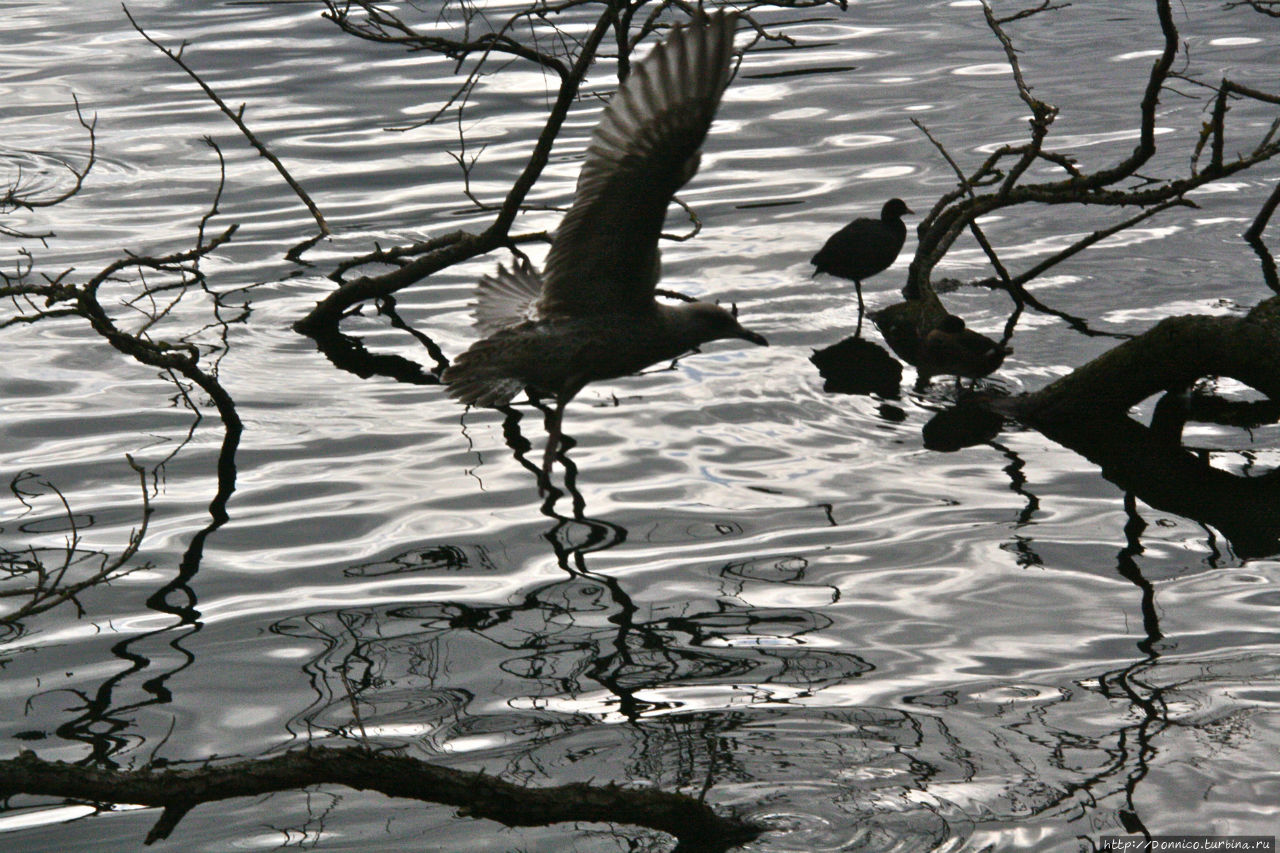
[321,1,574,77]
[482,9,616,239]
[1,140,244,515]
[291,8,618,336]
[0,748,762,851]
[1017,296,1280,418]
[860,0,1280,390]
[1244,181,1280,292]
[905,0,1280,305]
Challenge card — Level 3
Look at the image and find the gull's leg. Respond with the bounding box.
[543,397,566,476]
[854,279,865,336]
[543,378,584,477]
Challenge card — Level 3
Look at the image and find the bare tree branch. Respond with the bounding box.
[904,0,1280,313]
[123,3,331,243]
[1,459,151,628]
[293,5,619,334]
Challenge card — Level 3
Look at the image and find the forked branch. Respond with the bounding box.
[904,0,1280,320]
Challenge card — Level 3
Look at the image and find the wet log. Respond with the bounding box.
[1002,296,1280,556]
[1016,296,1280,421]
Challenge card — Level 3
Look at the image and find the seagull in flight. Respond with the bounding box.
[443,12,767,470]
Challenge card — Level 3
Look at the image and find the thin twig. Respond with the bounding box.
[123,3,331,241]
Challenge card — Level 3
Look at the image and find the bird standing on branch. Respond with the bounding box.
[811,197,913,333]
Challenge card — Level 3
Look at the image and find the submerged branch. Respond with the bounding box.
[0,748,762,851]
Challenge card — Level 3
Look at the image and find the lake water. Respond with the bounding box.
[2,1,1278,850]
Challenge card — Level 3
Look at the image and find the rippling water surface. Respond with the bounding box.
[2,1,1279,850]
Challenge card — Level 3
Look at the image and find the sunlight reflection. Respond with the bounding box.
[952,63,1011,76]
[1209,37,1263,46]
[1112,49,1167,61]
[0,806,98,833]
[856,165,916,179]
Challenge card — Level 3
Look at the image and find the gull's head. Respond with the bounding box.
[670,301,769,348]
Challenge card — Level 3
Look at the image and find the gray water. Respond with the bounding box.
[2,1,1278,850]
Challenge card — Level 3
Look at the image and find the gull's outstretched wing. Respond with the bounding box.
[538,13,737,317]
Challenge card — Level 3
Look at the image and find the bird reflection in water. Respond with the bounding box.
[811,304,1013,401]
[443,13,767,474]
[809,335,903,399]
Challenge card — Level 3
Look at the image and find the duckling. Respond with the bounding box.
[917,314,1011,388]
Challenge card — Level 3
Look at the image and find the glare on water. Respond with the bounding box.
[2,1,1278,850]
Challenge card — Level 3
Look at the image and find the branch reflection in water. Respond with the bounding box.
[1,137,247,767]
[284,404,867,736]
[3,0,1279,848]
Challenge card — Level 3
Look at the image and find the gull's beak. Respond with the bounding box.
[738,328,769,347]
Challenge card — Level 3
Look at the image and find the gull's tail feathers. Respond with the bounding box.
[473,257,544,335]
[442,335,530,408]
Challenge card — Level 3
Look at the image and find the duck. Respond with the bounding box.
[810,197,913,332]
[916,314,1011,388]
[441,13,767,470]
